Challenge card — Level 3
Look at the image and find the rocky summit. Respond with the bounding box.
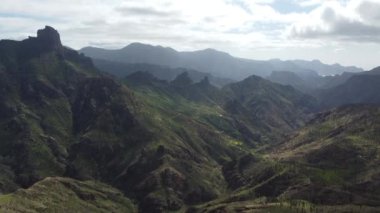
[36,26,63,50]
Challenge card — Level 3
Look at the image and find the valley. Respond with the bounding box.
[0,26,379,213]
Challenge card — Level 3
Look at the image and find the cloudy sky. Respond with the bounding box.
[1,0,380,69]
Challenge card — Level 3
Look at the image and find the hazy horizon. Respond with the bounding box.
[2,0,380,69]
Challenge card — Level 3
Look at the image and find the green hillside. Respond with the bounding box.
[193,105,380,212]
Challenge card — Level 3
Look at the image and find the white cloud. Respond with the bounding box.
[0,0,300,47]
[288,0,380,42]
[1,0,380,69]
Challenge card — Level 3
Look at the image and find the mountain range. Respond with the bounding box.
[80,43,363,81]
[0,26,379,213]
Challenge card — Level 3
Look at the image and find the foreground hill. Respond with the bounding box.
[0,177,136,213]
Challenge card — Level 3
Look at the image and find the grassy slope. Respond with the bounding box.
[191,105,380,212]
[0,51,90,188]
[272,105,380,183]
[0,177,136,213]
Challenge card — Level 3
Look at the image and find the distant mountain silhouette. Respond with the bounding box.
[361,66,380,75]
[80,43,363,80]
[267,70,309,91]
[319,74,380,108]
[267,70,357,93]
[267,67,380,108]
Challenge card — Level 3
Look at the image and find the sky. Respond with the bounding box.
[1,0,380,70]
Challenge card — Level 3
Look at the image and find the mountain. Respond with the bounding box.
[81,43,179,66]
[321,72,356,89]
[291,59,362,76]
[0,26,319,212]
[80,43,363,81]
[319,74,380,108]
[361,66,380,75]
[1,26,379,212]
[267,70,360,92]
[122,70,320,210]
[126,71,318,142]
[222,75,317,144]
[80,45,271,80]
[267,66,380,115]
[316,67,380,108]
[268,59,363,76]
[268,64,380,91]
[0,26,148,206]
[267,70,310,91]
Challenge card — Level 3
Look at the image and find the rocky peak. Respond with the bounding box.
[18,26,64,59]
[199,76,210,86]
[36,26,62,50]
[171,72,193,87]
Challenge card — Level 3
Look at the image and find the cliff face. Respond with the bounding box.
[17,26,63,60]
